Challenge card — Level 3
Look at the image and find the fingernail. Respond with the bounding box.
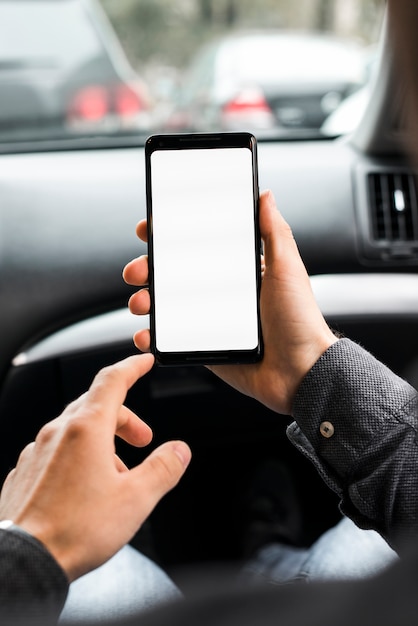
[173,442,192,468]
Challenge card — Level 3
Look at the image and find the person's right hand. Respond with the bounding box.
[0,354,191,582]
[123,190,337,416]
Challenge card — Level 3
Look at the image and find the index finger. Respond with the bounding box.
[84,354,155,430]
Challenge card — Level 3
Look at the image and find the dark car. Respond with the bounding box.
[0,0,151,141]
[163,31,368,134]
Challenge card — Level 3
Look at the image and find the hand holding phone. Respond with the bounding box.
[125,189,339,414]
[145,132,263,366]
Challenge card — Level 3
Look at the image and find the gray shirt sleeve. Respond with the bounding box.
[0,526,68,625]
[287,338,418,553]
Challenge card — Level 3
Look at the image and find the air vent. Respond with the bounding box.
[368,172,418,243]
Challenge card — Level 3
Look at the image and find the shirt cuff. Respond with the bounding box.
[0,526,69,625]
[287,338,418,494]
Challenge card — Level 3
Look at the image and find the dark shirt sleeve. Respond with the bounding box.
[0,526,68,625]
[287,338,418,553]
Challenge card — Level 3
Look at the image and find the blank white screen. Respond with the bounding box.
[151,147,258,353]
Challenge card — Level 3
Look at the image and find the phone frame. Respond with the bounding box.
[145,132,263,366]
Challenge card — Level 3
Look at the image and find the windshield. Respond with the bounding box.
[0,3,101,68]
[0,0,384,148]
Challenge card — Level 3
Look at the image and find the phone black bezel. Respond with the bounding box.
[145,132,263,366]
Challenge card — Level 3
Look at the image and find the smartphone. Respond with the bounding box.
[145,132,263,366]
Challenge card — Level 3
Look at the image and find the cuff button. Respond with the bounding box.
[320,421,334,438]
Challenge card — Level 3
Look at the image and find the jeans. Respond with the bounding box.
[59,517,398,622]
[240,516,398,585]
[59,545,181,624]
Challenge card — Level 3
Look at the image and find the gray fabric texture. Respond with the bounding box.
[0,527,68,625]
[288,338,418,553]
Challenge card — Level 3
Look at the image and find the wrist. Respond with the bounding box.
[0,518,69,580]
[0,519,34,539]
[1,517,75,580]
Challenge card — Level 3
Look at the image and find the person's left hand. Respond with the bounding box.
[123,190,337,415]
[0,354,191,582]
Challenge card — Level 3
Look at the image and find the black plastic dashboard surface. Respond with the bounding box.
[0,138,416,387]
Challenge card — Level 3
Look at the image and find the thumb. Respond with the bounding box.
[259,189,302,271]
[130,441,192,516]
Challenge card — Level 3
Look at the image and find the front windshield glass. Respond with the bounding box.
[0,0,385,147]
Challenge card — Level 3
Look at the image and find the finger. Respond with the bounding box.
[259,190,291,250]
[128,289,150,315]
[84,354,155,430]
[136,219,148,242]
[116,405,153,447]
[133,329,151,353]
[259,190,327,330]
[123,255,149,287]
[129,441,191,512]
[259,190,305,273]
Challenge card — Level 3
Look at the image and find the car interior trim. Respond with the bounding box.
[12,273,418,367]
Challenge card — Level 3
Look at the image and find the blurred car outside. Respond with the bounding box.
[0,0,152,143]
[320,46,377,136]
[162,30,369,136]
[320,84,371,136]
